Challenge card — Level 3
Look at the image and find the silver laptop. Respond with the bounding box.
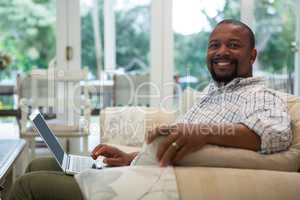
[30,111,103,175]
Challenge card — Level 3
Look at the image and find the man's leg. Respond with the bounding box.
[9,157,84,200]
[26,157,62,172]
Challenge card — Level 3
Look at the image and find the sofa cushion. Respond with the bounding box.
[288,95,300,148]
[175,144,300,171]
[175,166,300,200]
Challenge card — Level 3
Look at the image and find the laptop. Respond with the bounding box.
[30,111,104,175]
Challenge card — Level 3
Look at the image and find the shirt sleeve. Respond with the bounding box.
[241,89,292,154]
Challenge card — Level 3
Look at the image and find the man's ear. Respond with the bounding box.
[250,48,257,65]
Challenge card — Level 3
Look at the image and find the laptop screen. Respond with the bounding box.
[32,113,65,165]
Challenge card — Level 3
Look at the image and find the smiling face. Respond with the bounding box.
[206,23,257,84]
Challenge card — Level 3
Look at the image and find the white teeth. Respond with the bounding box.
[217,62,230,66]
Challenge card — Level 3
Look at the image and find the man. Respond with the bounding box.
[91,19,292,166]
[9,19,292,200]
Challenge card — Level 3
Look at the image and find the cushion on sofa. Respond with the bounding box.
[175,166,300,200]
[288,95,300,148]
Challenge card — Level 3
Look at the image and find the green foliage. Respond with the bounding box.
[174,32,209,78]
[81,3,150,77]
[115,5,150,69]
[254,0,296,73]
[81,12,99,76]
[0,0,55,78]
[81,0,104,77]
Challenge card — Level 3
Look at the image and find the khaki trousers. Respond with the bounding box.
[9,157,83,200]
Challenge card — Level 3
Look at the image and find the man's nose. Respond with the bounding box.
[216,44,230,57]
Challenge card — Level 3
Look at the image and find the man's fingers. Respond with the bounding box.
[159,143,177,166]
[173,146,191,164]
[146,129,157,144]
[147,125,177,144]
[91,144,107,159]
[158,125,177,134]
[92,145,116,159]
[156,133,179,162]
[91,144,105,155]
[159,137,185,166]
[103,158,124,166]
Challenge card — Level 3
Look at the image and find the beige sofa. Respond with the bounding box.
[100,90,300,200]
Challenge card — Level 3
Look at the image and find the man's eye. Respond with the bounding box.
[209,43,219,48]
[228,43,239,48]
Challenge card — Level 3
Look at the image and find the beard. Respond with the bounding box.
[209,59,238,83]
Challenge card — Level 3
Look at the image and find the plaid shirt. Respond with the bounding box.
[179,77,292,154]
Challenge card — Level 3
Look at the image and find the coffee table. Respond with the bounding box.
[0,139,26,199]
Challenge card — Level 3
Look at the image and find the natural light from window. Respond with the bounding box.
[172,0,225,35]
[82,0,225,35]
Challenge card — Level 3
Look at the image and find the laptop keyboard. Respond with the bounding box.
[69,155,95,172]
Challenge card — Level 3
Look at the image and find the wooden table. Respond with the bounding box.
[0,139,26,199]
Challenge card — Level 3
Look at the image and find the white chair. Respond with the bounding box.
[99,106,176,152]
[16,67,92,160]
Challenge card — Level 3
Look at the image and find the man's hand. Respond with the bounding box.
[146,123,208,166]
[91,144,137,166]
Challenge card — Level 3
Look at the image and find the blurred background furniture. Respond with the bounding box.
[0,80,19,118]
[16,68,91,161]
[83,79,114,115]
[113,74,150,107]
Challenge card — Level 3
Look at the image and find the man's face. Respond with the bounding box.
[206,23,257,83]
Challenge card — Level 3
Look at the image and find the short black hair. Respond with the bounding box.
[215,19,255,49]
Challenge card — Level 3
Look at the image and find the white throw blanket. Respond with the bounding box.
[75,138,179,200]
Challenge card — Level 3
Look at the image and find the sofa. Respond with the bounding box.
[99,89,300,200]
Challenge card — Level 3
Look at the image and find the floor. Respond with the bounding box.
[0,116,101,156]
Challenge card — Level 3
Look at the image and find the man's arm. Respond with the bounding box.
[148,123,261,151]
[147,123,261,166]
[203,123,261,151]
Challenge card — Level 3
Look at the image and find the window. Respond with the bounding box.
[115,0,150,72]
[0,0,56,109]
[81,0,150,79]
[81,0,151,108]
[81,0,102,78]
[253,0,296,94]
